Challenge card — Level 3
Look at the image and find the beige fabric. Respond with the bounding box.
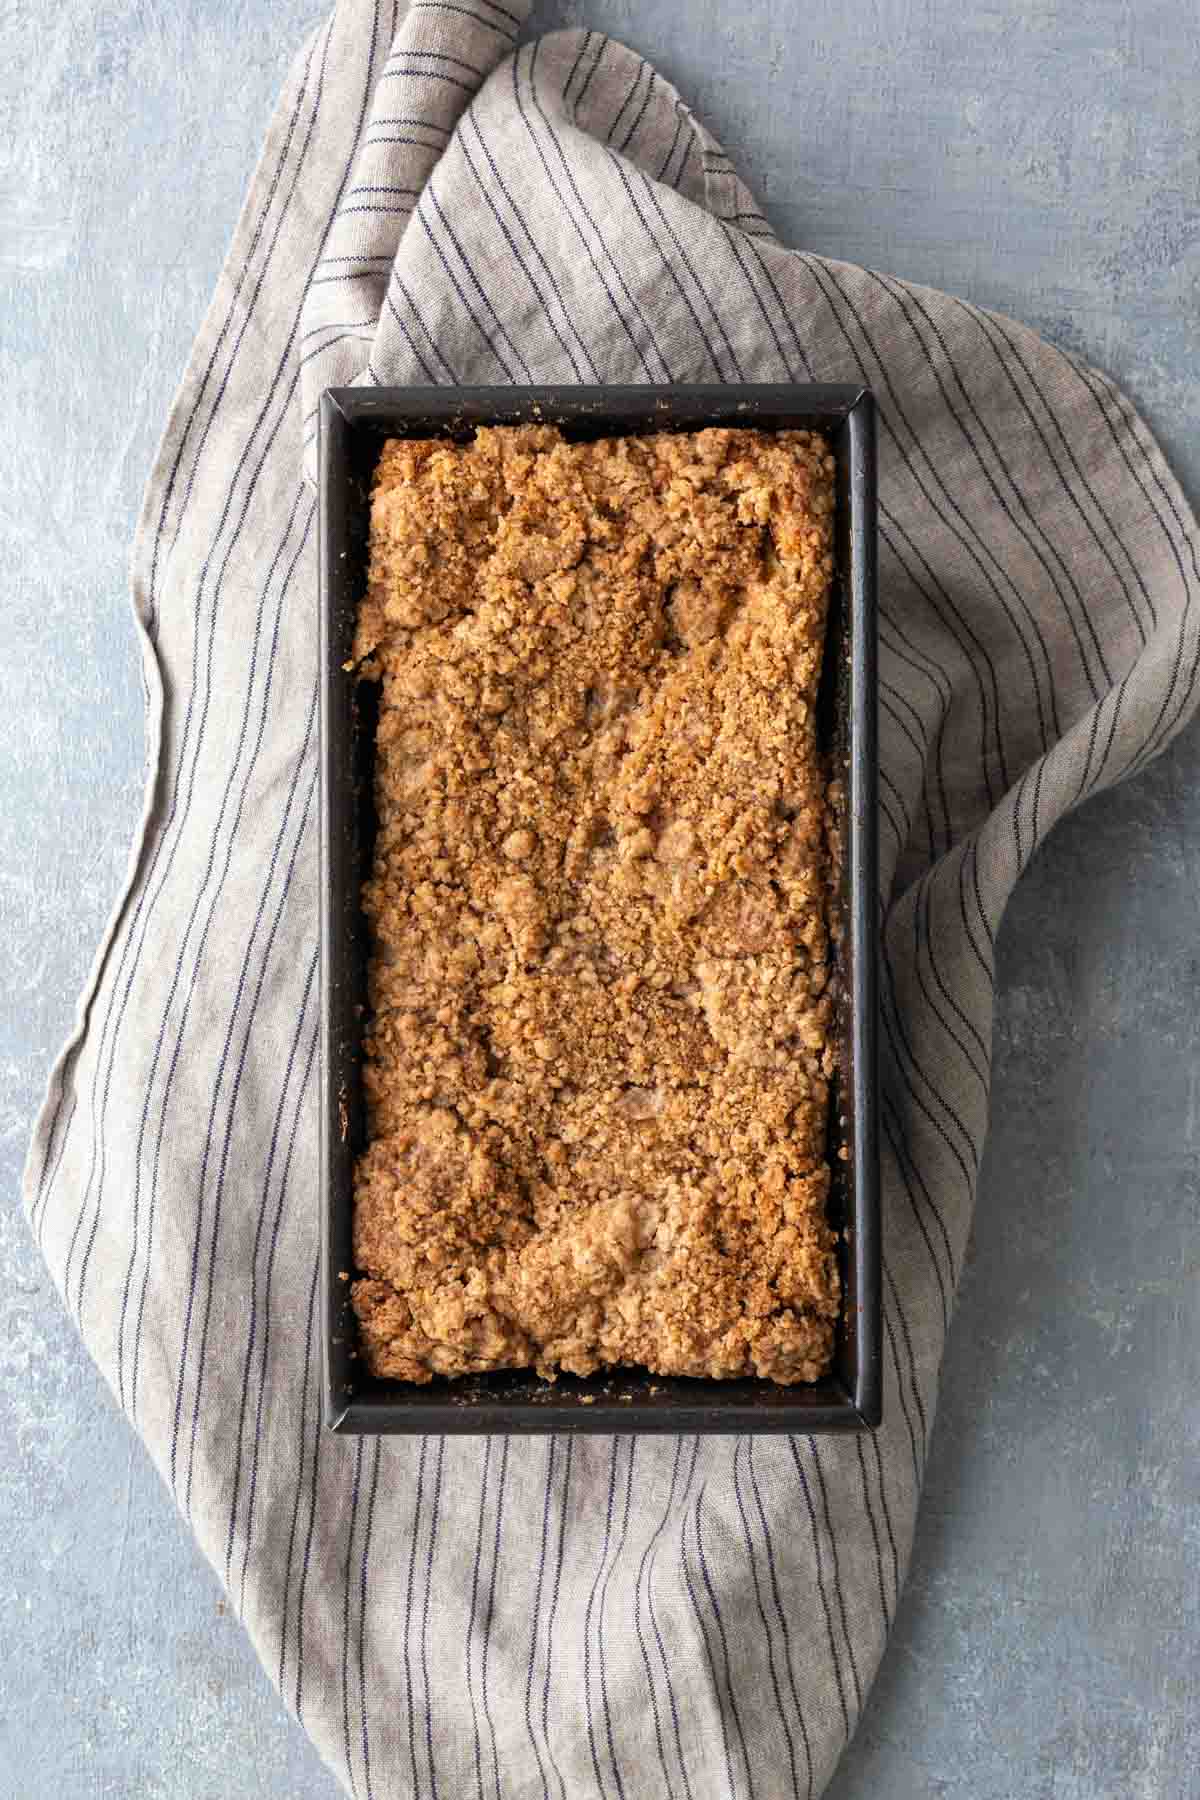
[25,3,1200,1795]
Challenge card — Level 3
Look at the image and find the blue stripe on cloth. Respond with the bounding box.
[746,1439,816,1798]
[341,1437,367,1799]
[632,1438,688,1800]
[401,1437,429,1800]
[596,1440,637,1799]
[421,1439,447,1800]
[678,1483,744,1796]
[787,1438,852,1742]
[466,1440,493,1800]
[463,103,599,379]
[522,1437,557,1800]
[879,273,1113,695]
[224,953,319,1583]
[693,1488,758,1795]
[481,1436,511,1800]
[277,1245,321,1698]
[542,1435,573,1800]
[236,1011,322,1610]
[731,1441,801,1798]
[583,1440,625,1800]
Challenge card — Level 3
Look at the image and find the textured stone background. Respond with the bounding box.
[1,2,1197,1795]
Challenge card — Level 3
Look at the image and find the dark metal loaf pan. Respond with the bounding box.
[319,385,879,1434]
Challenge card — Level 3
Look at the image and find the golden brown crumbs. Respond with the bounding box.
[350,423,840,1385]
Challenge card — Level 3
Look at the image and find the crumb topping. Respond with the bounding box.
[350,424,840,1384]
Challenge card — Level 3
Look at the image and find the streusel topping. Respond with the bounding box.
[351,424,840,1384]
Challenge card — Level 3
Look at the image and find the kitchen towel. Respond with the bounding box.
[24,2,1200,1795]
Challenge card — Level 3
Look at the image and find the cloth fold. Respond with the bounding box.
[25,2,1199,1795]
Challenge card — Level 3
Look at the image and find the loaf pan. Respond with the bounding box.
[319,385,879,1434]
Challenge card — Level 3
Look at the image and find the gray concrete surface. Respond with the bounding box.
[1,1,1196,1795]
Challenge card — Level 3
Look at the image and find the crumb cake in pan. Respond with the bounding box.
[349,423,841,1386]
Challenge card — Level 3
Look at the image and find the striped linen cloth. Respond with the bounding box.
[25,2,1200,1795]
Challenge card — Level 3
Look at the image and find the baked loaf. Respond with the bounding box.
[350,423,840,1385]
